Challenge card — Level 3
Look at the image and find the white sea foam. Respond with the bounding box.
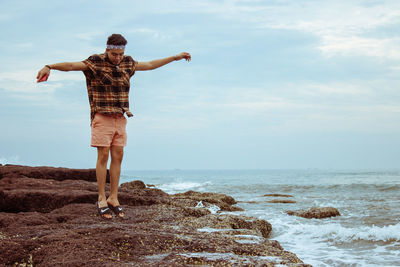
[195,201,205,208]
[195,201,220,214]
[273,219,400,244]
[179,252,283,265]
[234,239,259,244]
[234,234,262,240]
[208,204,221,214]
[331,223,400,243]
[158,181,212,194]
[266,217,400,267]
[145,253,170,261]
[257,212,399,265]
[197,227,230,233]
[234,234,262,244]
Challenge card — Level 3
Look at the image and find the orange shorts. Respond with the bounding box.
[91,113,127,147]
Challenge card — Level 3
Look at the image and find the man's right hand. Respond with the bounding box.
[36,65,51,83]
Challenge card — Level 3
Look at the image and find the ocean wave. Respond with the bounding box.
[260,183,400,191]
[266,217,400,267]
[331,223,400,243]
[157,181,213,194]
[377,185,400,192]
[276,221,400,243]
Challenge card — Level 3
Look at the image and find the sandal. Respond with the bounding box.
[107,203,125,219]
[96,202,113,220]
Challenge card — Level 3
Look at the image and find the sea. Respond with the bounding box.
[121,169,400,267]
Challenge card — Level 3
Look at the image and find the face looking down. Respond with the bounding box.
[106,49,125,65]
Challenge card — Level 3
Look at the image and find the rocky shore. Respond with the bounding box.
[0,164,312,266]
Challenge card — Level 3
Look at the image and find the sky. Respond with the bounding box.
[1,0,400,170]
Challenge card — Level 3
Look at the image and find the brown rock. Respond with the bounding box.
[0,164,102,182]
[171,190,243,212]
[182,207,211,217]
[267,199,296,204]
[263,193,294,198]
[180,214,273,238]
[120,180,146,189]
[0,165,312,267]
[286,207,341,219]
[0,203,311,266]
[0,177,98,213]
[173,190,236,205]
[0,178,170,213]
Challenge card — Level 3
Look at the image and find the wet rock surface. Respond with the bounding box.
[286,207,341,219]
[0,165,312,266]
[171,190,244,212]
[267,199,297,204]
[263,194,294,198]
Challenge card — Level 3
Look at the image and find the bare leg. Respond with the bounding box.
[107,145,125,217]
[96,146,112,219]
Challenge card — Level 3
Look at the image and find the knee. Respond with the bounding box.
[111,149,124,162]
[97,150,109,165]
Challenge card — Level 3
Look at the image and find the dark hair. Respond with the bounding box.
[107,34,128,46]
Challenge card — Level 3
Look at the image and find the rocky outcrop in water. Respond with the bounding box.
[262,193,296,204]
[171,190,244,212]
[0,164,104,181]
[0,165,312,266]
[267,199,297,204]
[263,194,294,198]
[286,207,341,219]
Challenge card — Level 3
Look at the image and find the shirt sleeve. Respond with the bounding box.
[131,60,138,77]
[124,56,137,77]
[82,55,101,77]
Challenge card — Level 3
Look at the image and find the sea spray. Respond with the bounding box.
[157,181,213,194]
[195,201,221,214]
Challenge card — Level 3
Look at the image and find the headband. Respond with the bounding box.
[106,44,126,50]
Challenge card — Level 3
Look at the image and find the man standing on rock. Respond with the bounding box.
[36,34,191,219]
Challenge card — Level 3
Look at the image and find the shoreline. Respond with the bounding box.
[0,164,312,266]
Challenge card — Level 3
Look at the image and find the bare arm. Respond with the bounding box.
[36,61,87,82]
[136,52,191,71]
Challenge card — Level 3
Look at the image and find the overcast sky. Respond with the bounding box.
[1,0,400,170]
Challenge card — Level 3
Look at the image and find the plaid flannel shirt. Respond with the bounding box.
[82,53,137,122]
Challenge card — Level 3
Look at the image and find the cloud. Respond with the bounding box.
[151,80,382,115]
[260,2,400,59]
[317,35,400,58]
[298,82,372,97]
[0,70,85,102]
[131,114,209,132]
[144,79,400,133]
[125,27,182,42]
[0,70,37,84]
[164,0,400,59]
[219,98,306,112]
[75,31,104,42]
[0,70,55,95]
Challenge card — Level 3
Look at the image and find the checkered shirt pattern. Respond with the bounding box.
[82,53,137,121]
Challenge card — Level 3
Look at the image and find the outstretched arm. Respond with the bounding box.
[136,52,191,71]
[36,61,88,82]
